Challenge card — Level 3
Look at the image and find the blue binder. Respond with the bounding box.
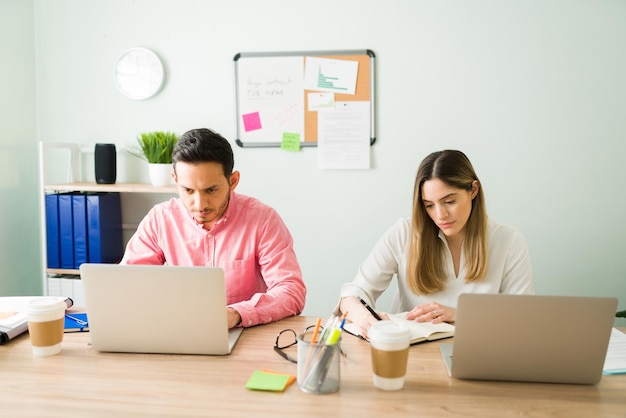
[45,194,61,268]
[72,193,88,268]
[58,193,75,269]
[86,193,123,263]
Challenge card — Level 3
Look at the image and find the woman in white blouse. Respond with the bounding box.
[338,150,533,337]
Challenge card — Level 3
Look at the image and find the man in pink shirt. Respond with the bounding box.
[121,128,306,328]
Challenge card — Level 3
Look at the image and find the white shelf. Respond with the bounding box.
[44,182,177,194]
[47,268,80,276]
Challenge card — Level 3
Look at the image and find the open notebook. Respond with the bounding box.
[80,264,243,355]
[344,312,454,345]
[440,294,617,385]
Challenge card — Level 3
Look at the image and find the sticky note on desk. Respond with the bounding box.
[245,370,295,392]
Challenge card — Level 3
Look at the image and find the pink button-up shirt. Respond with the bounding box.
[121,192,306,327]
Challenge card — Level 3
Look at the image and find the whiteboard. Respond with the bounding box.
[234,50,376,148]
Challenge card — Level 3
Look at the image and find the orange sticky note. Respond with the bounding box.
[262,369,296,387]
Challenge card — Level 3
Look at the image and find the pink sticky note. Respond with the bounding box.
[242,112,262,132]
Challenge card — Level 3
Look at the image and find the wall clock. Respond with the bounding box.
[114,47,165,100]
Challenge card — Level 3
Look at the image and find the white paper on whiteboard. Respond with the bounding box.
[308,92,335,112]
[304,57,358,95]
[317,101,370,170]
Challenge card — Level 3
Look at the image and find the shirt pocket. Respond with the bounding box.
[220,258,265,304]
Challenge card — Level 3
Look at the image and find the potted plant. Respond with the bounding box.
[133,131,178,186]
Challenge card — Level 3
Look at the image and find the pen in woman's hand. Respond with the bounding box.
[359,297,383,321]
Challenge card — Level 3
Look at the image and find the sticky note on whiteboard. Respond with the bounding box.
[242,112,262,132]
[281,132,301,152]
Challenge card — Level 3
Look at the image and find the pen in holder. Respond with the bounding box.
[297,333,341,394]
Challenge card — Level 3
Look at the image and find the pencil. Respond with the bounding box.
[311,317,322,343]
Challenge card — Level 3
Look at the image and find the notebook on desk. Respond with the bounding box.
[80,263,243,355]
[440,293,617,385]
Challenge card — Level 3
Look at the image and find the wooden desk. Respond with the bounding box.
[1,316,624,417]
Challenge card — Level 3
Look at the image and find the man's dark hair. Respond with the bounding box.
[172,128,234,176]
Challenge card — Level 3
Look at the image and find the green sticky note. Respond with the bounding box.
[281,132,301,152]
[245,370,292,392]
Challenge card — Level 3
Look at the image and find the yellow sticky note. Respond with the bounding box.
[245,370,293,392]
[281,132,301,152]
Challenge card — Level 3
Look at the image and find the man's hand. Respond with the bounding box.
[227,307,242,328]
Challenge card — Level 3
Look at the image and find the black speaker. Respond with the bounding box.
[94,143,117,184]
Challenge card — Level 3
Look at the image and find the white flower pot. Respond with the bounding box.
[148,163,173,187]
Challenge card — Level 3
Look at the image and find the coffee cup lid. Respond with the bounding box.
[28,298,66,313]
[368,321,411,343]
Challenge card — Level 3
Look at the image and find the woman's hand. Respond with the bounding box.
[339,296,389,339]
[405,301,456,324]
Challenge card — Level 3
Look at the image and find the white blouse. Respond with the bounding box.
[340,218,534,313]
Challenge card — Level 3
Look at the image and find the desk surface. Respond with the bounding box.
[1,315,624,417]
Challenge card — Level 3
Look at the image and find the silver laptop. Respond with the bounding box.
[80,264,243,355]
[440,294,617,385]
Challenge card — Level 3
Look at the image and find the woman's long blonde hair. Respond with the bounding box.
[406,150,488,295]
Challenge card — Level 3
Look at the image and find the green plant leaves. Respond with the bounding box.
[134,131,178,164]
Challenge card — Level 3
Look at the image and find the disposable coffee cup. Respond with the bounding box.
[368,321,411,390]
[27,298,66,356]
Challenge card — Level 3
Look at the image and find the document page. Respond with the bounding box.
[603,328,626,374]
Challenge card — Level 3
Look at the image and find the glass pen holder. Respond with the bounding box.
[297,334,341,394]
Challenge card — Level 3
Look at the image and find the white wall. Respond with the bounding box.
[29,0,626,324]
[0,0,41,295]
